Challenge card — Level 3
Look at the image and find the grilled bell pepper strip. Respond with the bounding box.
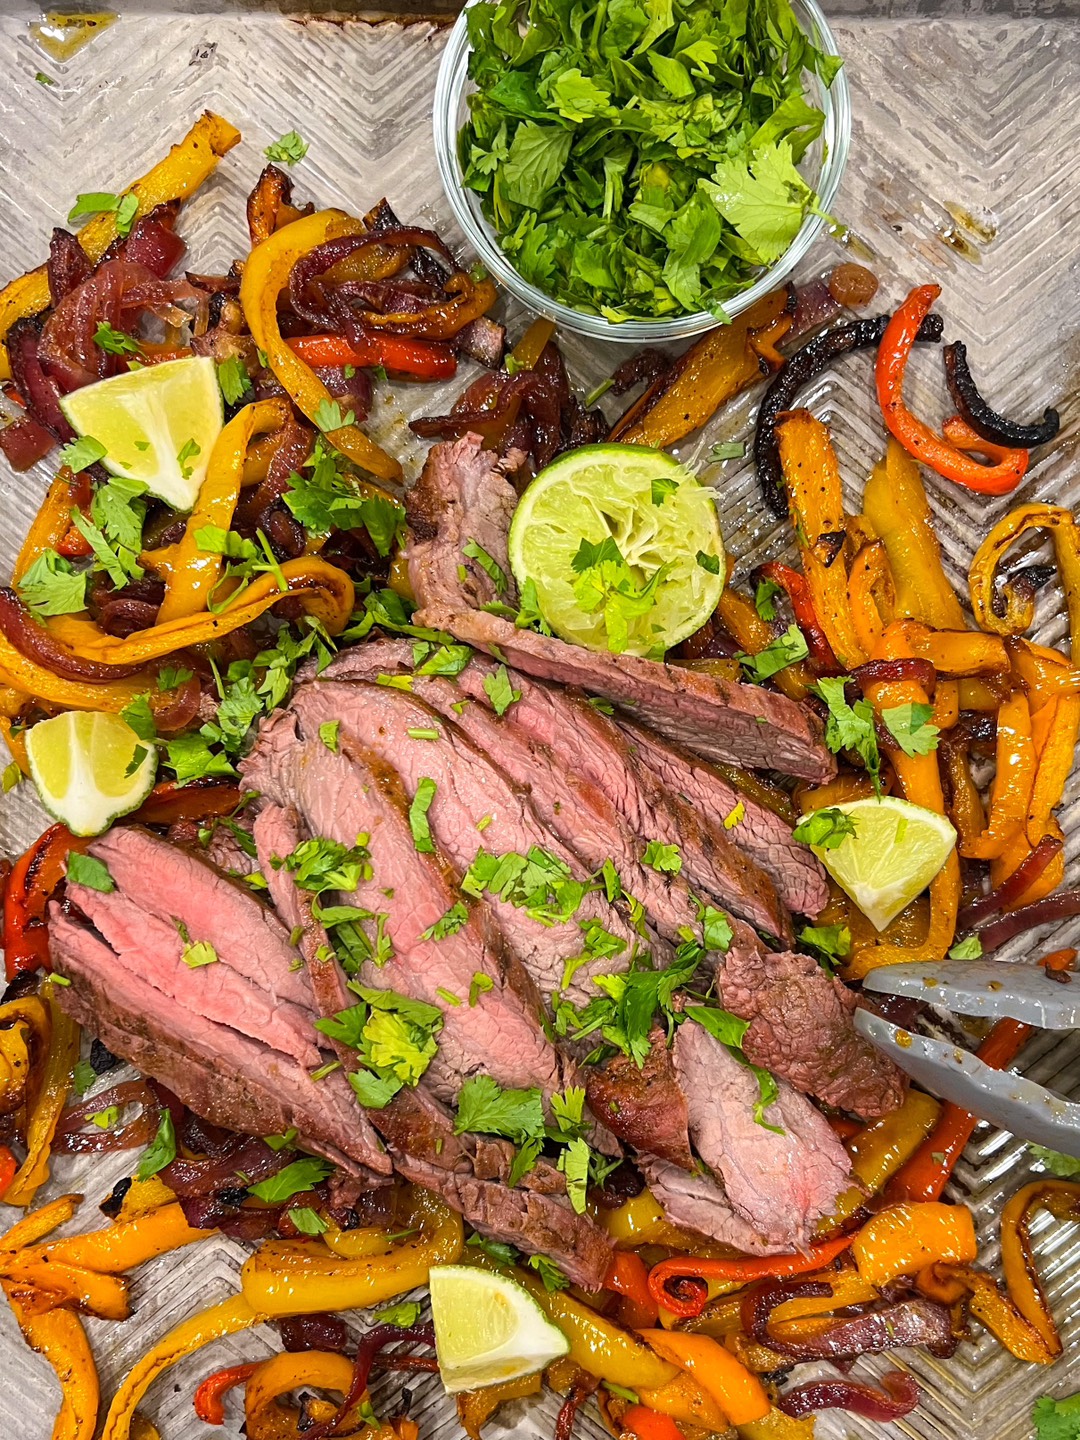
[241,1189,462,1316]
[847,541,893,658]
[820,1090,941,1233]
[963,690,1035,859]
[131,781,244,828]
[239,210,402,485]
[47,557,354,664]
[639,1331,770,1425]
[101,1294,264,1440]
[862,439,967,630]
[920,1262,1056,1364]
[621,1408,683,1440]
[939,731,986,850]
[754,561,839,672]
[647,1235,854,1320]
[943,340,1060,448]
[289,333,457,380]
[887,1019,1034,1202]
[876,286,1029,492]
[4,826,86,978]
[714,586,812,701]
[0,632,156,714]
[157,398,290,624]
[609,287,792,448]
[0,113,241,381]
[12,468,86,584]
[635,1373,728,1432]
[194,1363,261,1426]
[508,317,556,370]
[23,1202,210,1273]
[0,1147,16,1199]
[999,1180,1080,1359]
[970,505,1080,656]
[2,1283,99,1440]
[0,1255,131,1318]
[4,989,80,1206]
[603,1250,659,1327]
[883,620,1008,677]
[775,410,866,669]
[942,414,1029,476]
[1026,694,1080,847]
[851,1202,977,1288]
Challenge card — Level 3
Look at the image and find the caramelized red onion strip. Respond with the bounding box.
[300,1323,437,1440]
[0,589,142,681]
[959,833,1064,929]
[977,888,1080,952]
[53,1080,157,1152]
[742,1279,957,1360]
[778,1371,920,1420]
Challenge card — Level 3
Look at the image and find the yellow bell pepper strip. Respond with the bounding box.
[0,996,45,1114]
[456,1374,542,1440]
[0,633,157,714]
[863,439,967,631]
[118,1175,177,1221]
[5,990,79,1207]
[609,287,792,448]
[1008,637,1080,712]
[638,1330,770,1425]
[508,317,556,371]
[820,1090,941,1233]
[636,1371,729,1432]
[243,1352,354,1439]
[714,586,812,701]
[969,505,1076,637]
[241,1189,462,1316]
[0,112,241,381]
[157,398,291,624]
[919,1262,1055,1364]
[20,1202,210,1274]
[881,619,1008,677]
[963,691,1036,860]
[999,1180,1080,1360]
[0,1192,81,1250]
[47,556,355,665]
[776,410,866,670]
[240,210,401,485]
[318,1223,395,1260]
[12,469,84,585]
[0,1255,131,1319]
[852,1202,977,1288]
[1055,520,1080,664]
[687,1263,878,1344]
[2,1288,98,1440]
[737,1408,816,1440]
[847,540,894,659]
[101,1293,265,1440]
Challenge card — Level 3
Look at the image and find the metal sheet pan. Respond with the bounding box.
[0,5,1078,1436]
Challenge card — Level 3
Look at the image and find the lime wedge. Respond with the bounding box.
[507,444,725,657]
[59,356,223,511]
[809,796,957,931]
[428,1264,569,1393]
[26,711,157,836]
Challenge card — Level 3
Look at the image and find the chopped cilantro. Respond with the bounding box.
[696,549,721,575]
[882,701,940,757]
[181,940,218,968]
[72,1059,97,1097]
[66,852,115,893]
[264,130,309,166]
[812,676,881,790]
[799,923,850,963]
[16,549,87,617]
[454,1075,545,1144]
[93,322,140,356]
[248,1156,333,1202]
[948,935,983,960]
[739,624,809,682]
[319,720,340,753]
[792,807,857,851]
[1029,1147,1080,1180]
[408,777,437,853]
[709,441,746,463]
[68,191,138,236]
[1033,1393,1080,1440]
[422,903,470,943]
[216,355,253,406]
[57,435,106,473]
[137,1109,176,1178]
[642,841,682,875]
[482,663,521,716]
[312,398,354,434]
[373,1300,422,1327]
[463,538,509,595]
[755,577,782,621]
[469,972,495,1005]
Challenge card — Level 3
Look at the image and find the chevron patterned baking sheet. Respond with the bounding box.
[0,7,1079,1438]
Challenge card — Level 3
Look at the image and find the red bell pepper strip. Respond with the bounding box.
[755,560,840,672]
[886,1018,1034,1203]
[0,1145,17,1199]
[193,1362,261,1425]
[622,1407,684,1440]
[3,824,88,980]
[876,285,1028,495]
[289,332,457,381]
[130,781,244,828]
[604,1250,660,1327]
[647,1234,854,1319]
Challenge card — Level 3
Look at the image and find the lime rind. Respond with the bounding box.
[810,795,957,931]
[26,711,158,837]
[508,443,725,658]
[429,1264,569,1393]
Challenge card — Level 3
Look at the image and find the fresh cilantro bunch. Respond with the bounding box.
[461,0,841,320]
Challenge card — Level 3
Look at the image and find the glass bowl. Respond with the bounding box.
[433,0,851,345]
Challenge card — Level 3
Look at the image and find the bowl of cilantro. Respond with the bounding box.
[434,0,850,341]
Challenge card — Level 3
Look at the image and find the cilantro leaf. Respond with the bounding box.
[685,1004,750,1048]
[408,777,437,854]
[264,130,309,165]
[17,550,87,617]
[58,436,106,473]
[527,1255,570,1291]
[288,1206,328,1235]
[642,841,681,875]
[1030,1148,1080,1180]
[422,903,470,943]
[483,663,521,717]
[948,935,983,960]
[454,1075,545,1145]
[66,853,115,893]
[248,1156,333,1202]
[137,1109,176,1178]
[373,1300,422,1327]
[217,355,253,406]
[463,538,509,595]
[739,624,809,682]
[882,701,940,757]
[1033,1393,1080,1440]
[812,676,881,789]
[792,807,857,851]
[93,322,140,356]
[704,141,812,264]
[755,577,782,621]
[799,923,850,962]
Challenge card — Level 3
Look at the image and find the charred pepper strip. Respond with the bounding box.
[876,286,1029,494]
[753,561,839,672]
[943,341,1060,449]
[754,312,943,515]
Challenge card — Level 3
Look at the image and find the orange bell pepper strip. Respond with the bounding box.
[157,397,290,624]
[754,560,838,671]
[887,1019,1034,1203]
[0,1255,131,1319]
[931,678,958,730]
[776,409,866,670]
[939,732,985,851]
[4,826,88,978]
[12,468,86,584]
[609,287,792,447]
[0,632,158,715]
[646,1234,854,1319]
[847,540,893,658]
[714,586,811,701]
[47,556,355,665]
[239,209,402,485]
[603,1250,659,1328]
[620,1408,683,1440]
[862,439,967,630]
[1007,637,1080,711]
[963,691,1036,859]
[0,112,241,381]
[999,1180,1080,1360]
[1026,694,1080,847]
[876,286,1028,493]
[917,1261,1055,1363]
[2,1289,99,1440]
[508,317,556,370]
[969,505,1077,637]
[851,1202,977,1288]
[4,988,80,1206]
[194,1362,261,1425]
[882,619,1008,677]
[639,1331,770,1425]
[21,1202,211,1274]
[0,1146,15,1199]
[636,1372,728,1432]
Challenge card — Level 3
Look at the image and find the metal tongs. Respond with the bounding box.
[855,958,1080,1157]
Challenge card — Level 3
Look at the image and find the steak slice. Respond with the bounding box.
[306,641,788,942]
[286,680,667,1007]
[50,907,392,1178]
[89,826,312,1010]
[637,1158,787,1255]
[66,880,320,1068]
[620,720,829,918]
[406,433,520,612]
[241,710,583,1116]
[718,933,908,1119]
[583,1030,693,1170]
[673,1019,850,1249]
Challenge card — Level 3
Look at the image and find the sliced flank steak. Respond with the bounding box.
[619,720,829,918]
[241,709,589,1121]
[285,679,668,1008]
[313,641,791,943]
[50,908,391,1179]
